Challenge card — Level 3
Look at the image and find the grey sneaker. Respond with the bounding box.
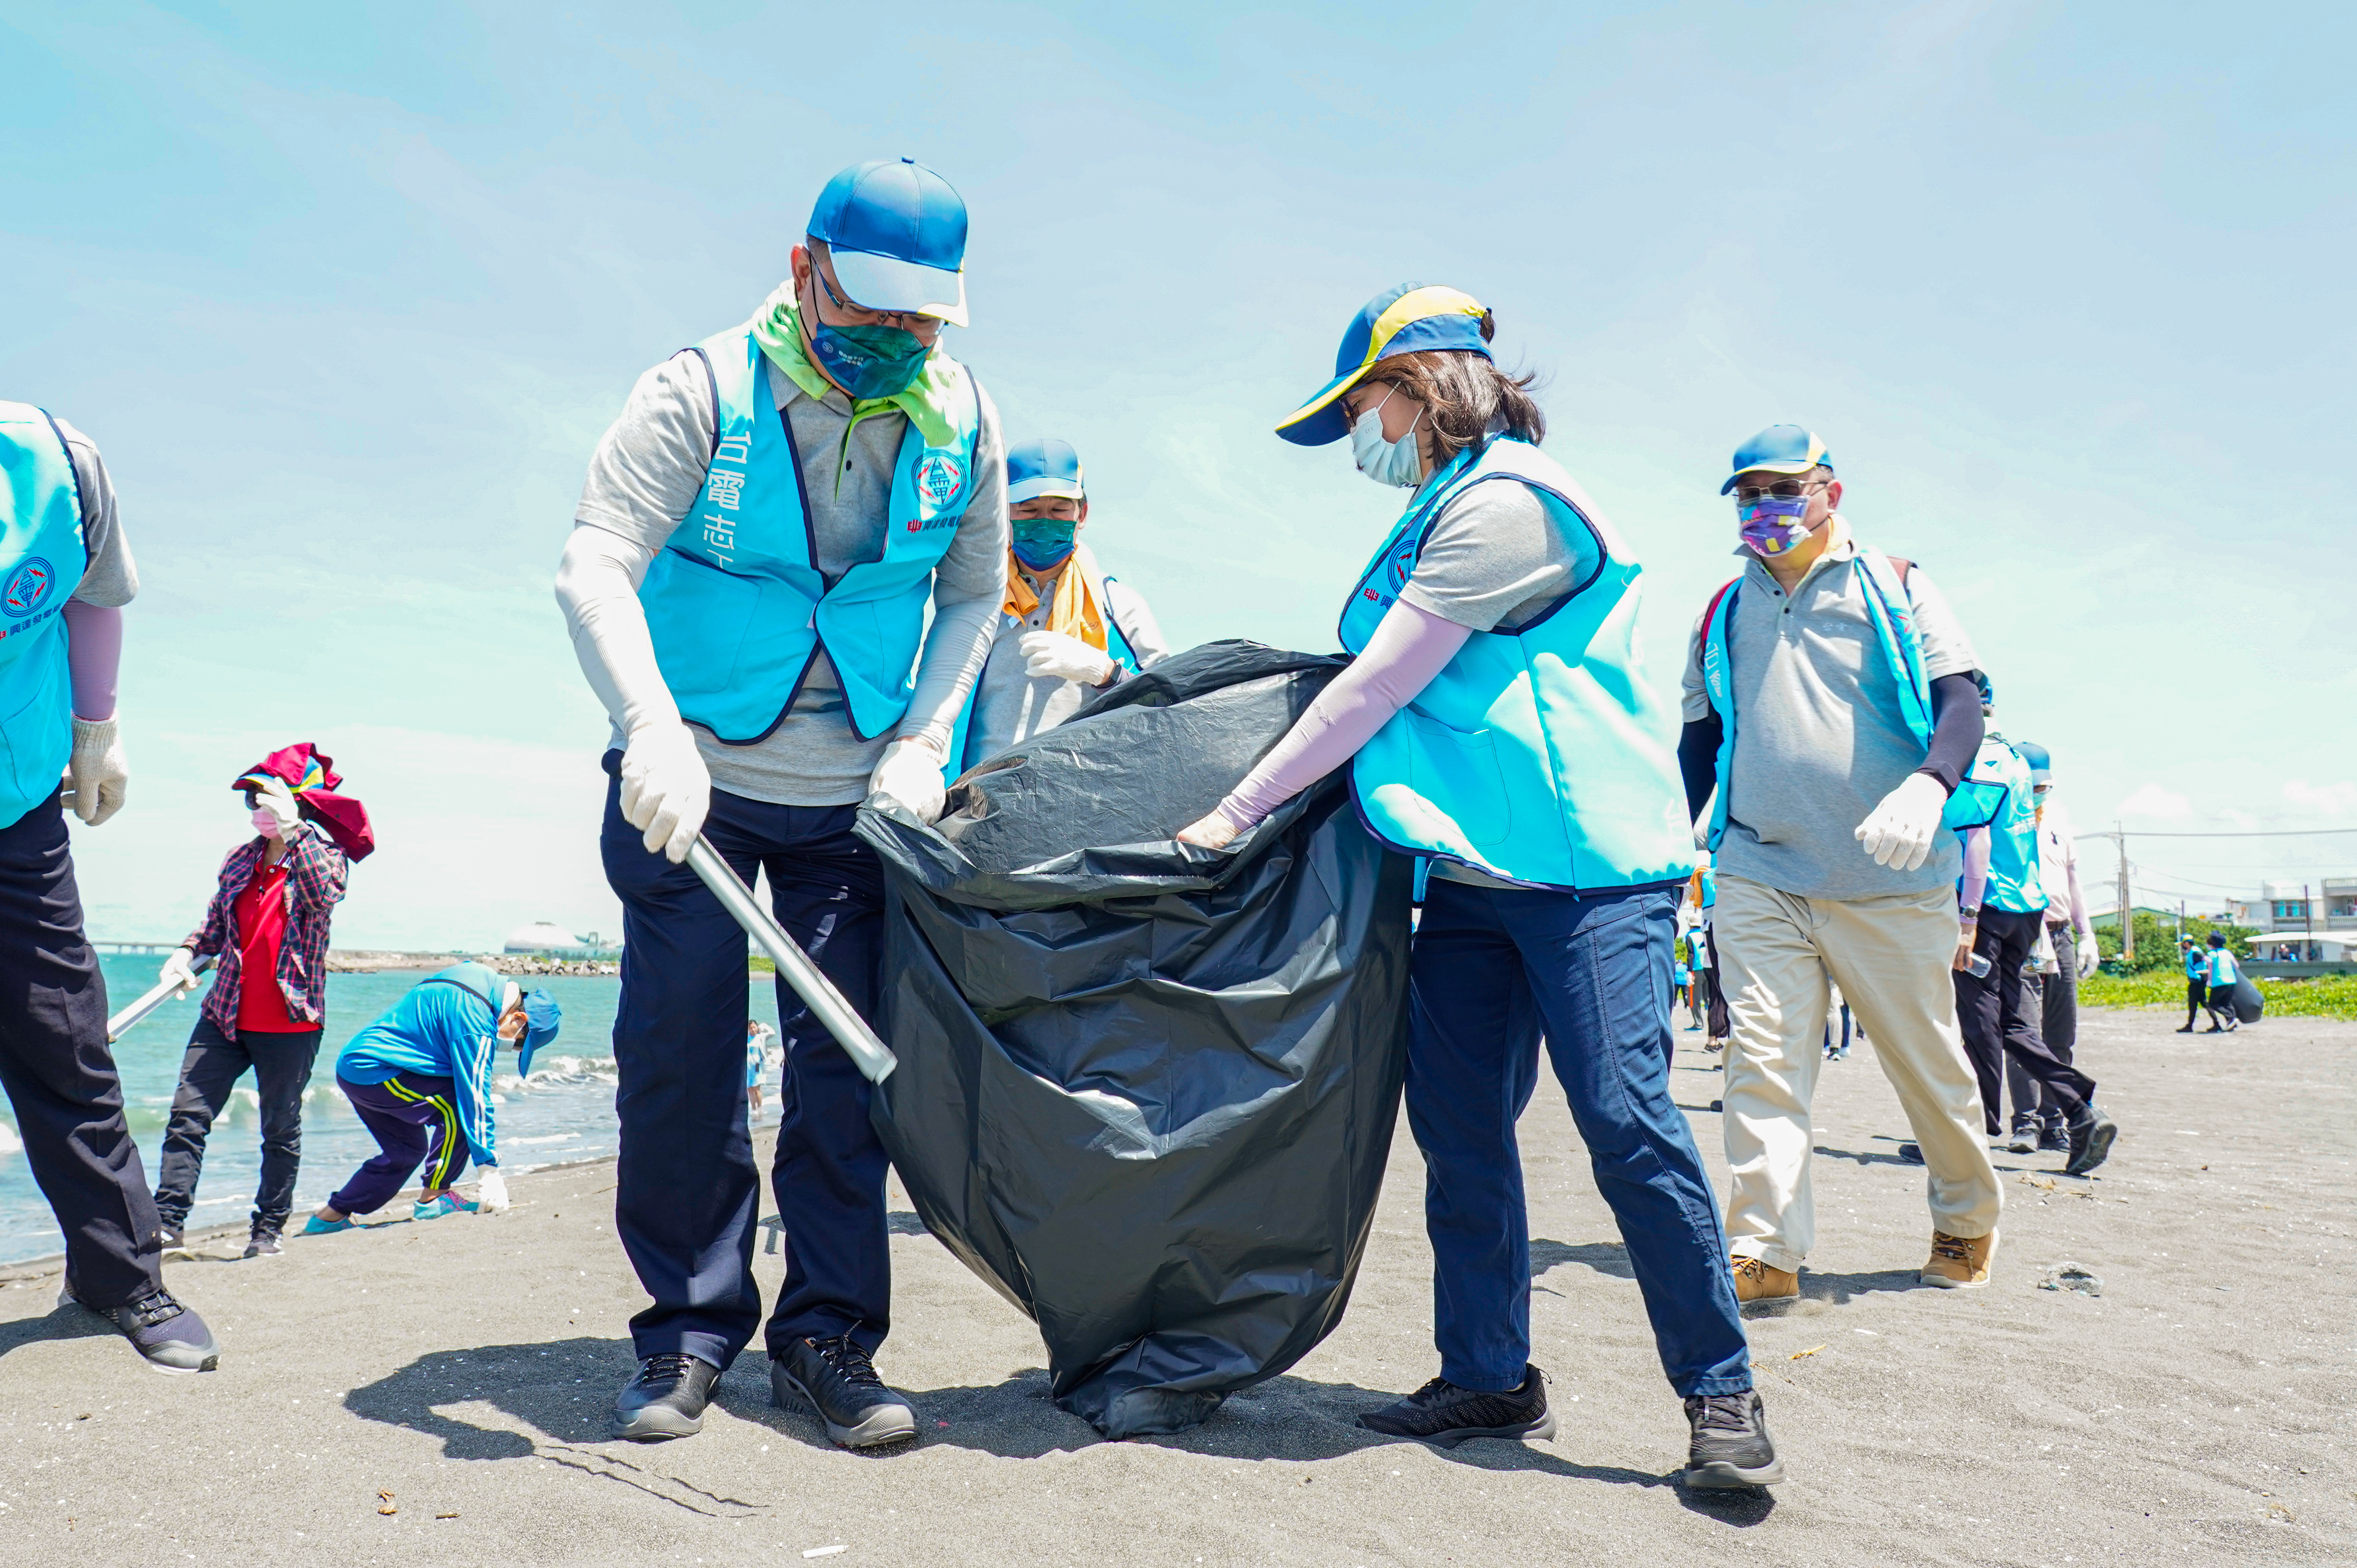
[243,1228,284,1260]
[1684,1390,1783,1487]
[88,1287,221,1374]
[1358,1364,1555,1447]
[773,1335,918,1450]
[610,1352,720,1441]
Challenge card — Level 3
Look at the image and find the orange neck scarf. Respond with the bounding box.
[1003,546,1109,651]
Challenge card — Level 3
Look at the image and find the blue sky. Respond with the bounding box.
[4,0,2352,947]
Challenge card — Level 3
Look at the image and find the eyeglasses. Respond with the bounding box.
[1731,477,1831,506]
[810,261,926,332]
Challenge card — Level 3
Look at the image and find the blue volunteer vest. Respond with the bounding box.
[0,403,87,831]
[640,324,984,744]
[2184,947,2208,980]
[1956,734,2043,914]
[1697,546,2000,849]
[1337,437,1694,894]
[2207,949,2239,986]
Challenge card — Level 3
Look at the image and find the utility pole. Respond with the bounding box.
[2306,881,2315,962]
[2117,824,2133,964]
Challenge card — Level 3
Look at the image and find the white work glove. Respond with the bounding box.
[2076,929,2101,979]
[158,947,199,993]
[475,1168,510,1214]
[1853,772,1948,872]
[252,776,302,838]
[867,736,947,825]
[62,717,127,827]
[1019,630,1117,688]
[619,721,710,864]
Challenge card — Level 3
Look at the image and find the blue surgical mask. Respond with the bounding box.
[1349,393,1425,488]
[1011,518,1078,571]
[1738,495,1816,557]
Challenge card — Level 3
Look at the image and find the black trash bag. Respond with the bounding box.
[854,640,1414,1438]
[2232,976,2266,1024]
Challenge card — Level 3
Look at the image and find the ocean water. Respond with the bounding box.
[0,954,787,1264]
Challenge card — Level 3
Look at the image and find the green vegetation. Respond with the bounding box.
[2081,968,2357,1019]
[2091,910,2255,973]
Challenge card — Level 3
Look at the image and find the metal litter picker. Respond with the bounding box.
[106,954,216,1043]
[683,833,897,1084]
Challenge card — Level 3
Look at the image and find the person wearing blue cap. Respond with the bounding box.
[950,436,1169,767]
[555,156,1006,1447]
[307,962,559,1230]
[1178,285,1778,1490]
[2006,740,2102,1150]
[1947,685,2114,1176]
[1679,424,2003,1304]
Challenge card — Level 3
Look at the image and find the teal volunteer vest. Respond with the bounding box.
[0,403,87,831]
[1956,733,2044,915]
[640,324,984,744]
[1696,546,2001,850]
[1337,437,1694,894]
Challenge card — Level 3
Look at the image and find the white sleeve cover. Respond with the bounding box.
[554,523,680,735]
[900,594,1000,753]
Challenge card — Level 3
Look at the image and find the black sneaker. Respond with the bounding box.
[157,1224,195,1260]
[1357,1364,1555,1447]
[89,1287,220,1374]
[1684,1390,1783,1487]
[2036,1117,2070,1153]
[243,1228,284,1260]
[2064,1111,2119,1176]
[610,1352,720,1441]
[2005,1118,2038,1154]
[1897,1142,1925,1165]
[774,1334,917,1449]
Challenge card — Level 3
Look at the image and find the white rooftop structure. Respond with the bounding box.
[503,921,581,955]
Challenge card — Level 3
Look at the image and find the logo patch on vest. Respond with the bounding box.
[3,558,56,620]
[915,452,964,509]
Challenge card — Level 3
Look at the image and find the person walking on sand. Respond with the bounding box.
[1949,692,2115,1176]
[2177,935,2208,1033]
[2005,740,2102,1150]
[945,436,1169,769]
[1680,424,2004,1309]
[151,745,372,1261]
[2201,933,2243,1032]
[1180,284,1778,1490]
[745,1019,776,1120]
[307,961,559,1230]
[0,401,220,1373]
[556,158,1006,1447]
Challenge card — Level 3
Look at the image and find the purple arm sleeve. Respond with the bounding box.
[1959,826,1991,915]
[62,601,122,721]
[1211,600,1475,833]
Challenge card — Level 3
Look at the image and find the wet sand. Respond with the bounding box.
[2,1006,2349,1566]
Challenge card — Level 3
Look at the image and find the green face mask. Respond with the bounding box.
[806,268,932,400]
[1011,518,1078,570]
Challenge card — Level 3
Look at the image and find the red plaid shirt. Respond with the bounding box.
[181,828,348,1034]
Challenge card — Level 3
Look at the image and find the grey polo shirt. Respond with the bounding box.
[54,418,137,607]
[1679,517,1979,901]
[965,553,1169,766]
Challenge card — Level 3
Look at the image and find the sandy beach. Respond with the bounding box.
[2,1004,2348,1567]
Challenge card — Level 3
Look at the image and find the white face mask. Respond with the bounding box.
[1349,391,1425,488]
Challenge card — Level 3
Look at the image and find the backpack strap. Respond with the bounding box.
[1885,555,1913,588]
[1696,576,1740,657]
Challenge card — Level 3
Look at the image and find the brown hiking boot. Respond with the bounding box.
[1731,1255,1799,1308]
[1920,1229,1997,1288]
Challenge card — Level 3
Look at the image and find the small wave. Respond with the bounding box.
[0,1122,19,1156]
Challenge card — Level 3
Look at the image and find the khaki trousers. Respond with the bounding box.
[1715,873,2000,1274]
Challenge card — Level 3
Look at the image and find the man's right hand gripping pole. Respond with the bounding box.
[620,720,711,865]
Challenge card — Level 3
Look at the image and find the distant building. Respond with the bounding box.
[502,921,620,958]
[2224,879,2357,935]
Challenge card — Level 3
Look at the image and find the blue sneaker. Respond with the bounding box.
[414,1192,479,1221]
[302,1214,354,1236]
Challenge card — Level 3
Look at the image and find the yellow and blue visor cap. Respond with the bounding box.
[1006,436,1086,505]
[1276,283,1493,447]
[1722,424,1834,494]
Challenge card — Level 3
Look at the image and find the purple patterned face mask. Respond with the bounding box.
[1738,495,1815,557]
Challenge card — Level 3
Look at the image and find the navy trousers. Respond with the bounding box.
[328,1073,471,1214]
[153,1017,324,1234]
[0,793,163,1310]
[1406,878,1752,1398]
[600,755,888,1370]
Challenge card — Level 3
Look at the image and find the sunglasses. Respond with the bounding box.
[1731,478,1831,507]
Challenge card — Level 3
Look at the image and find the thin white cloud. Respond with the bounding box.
[2116,782,2192,820]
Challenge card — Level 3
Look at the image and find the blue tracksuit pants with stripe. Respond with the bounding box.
[329,1073,470,1213]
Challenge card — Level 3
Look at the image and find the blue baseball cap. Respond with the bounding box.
[1277,283,1493,446]
[1721,425,1834,494]
[1007,437,1085,505]
[2017,741,2052,788]
[519,988,561,1078]
[807,157,970,327]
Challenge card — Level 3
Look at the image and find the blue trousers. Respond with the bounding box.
[328,1072,469,1214]
[600,756,888,1370]
[1406,878,1752,1397]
